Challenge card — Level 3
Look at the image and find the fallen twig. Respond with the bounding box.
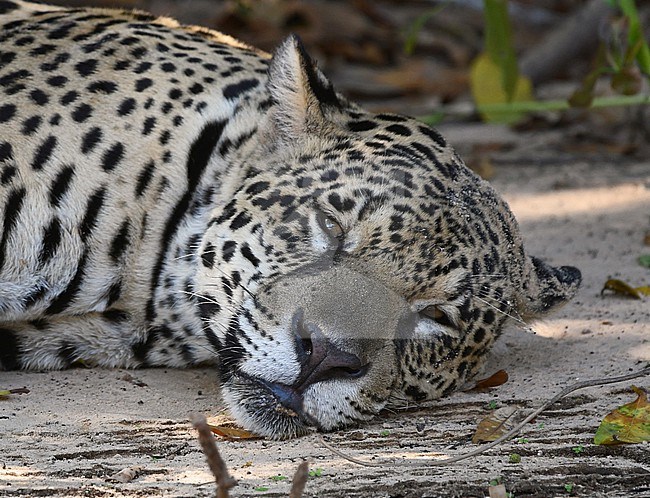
[319,366,650,467]
[190,413,238,497]
[289,461,309,498]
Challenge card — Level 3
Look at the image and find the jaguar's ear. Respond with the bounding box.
[266,35,340,144]
[519,256,582,319]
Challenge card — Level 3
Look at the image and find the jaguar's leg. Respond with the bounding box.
[0,310,144,370]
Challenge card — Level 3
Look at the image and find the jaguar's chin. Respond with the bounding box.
[221,373,317,440]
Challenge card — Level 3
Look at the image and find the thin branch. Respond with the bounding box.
[289,461,309,498]
[319,366,650,467]
[190,413,238,498]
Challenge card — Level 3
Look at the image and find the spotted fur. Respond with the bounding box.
[0,1,581,438]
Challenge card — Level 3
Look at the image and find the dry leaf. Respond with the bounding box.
[594,385,650,445]
[472,406,518,444]
[208,423,261,440]
[109,466,143,483]
[601,279,650,299]
[118,373,148,387]
[466,370,509,392]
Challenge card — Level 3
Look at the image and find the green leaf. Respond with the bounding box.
[638,255,650,268]
[308,468,323,478]
[569,42,611,107]
[594,386,650,444]
[569,67,602,107]
[484,0,517,100]
[418,111,444,127]
[270,475,287,481]
[403,5,448,55]
[254,486,269,492]
[618,0,650,75]
[486,399,499,410]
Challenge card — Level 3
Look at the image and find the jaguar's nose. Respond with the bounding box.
[291,309,368,389]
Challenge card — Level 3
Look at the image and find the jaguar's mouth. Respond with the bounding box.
[222,372,319,439]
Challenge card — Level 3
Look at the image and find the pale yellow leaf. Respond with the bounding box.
[470,53,532,123]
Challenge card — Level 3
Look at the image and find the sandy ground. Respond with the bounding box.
[1,125,649,498]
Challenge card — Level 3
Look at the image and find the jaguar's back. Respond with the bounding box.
[0,1,581,439]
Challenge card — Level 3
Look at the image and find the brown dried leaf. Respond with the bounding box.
[466,370,509,392]
[118,373,148,387]
[472,406,518,444]
[208,423,261,440]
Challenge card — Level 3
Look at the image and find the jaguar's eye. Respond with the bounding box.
[319,213,344,239]
[323,216,343,237]
[420,305,455,328]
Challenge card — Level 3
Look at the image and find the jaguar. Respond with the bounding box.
[0,0,581,438]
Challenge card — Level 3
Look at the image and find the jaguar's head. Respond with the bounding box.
[195,36,581,438]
